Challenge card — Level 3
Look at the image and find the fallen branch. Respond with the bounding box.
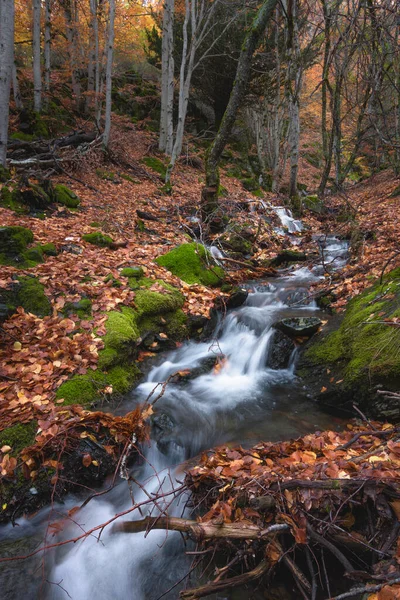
[112,516,289,541]
[180,559,270,599]
[329,577,400,600]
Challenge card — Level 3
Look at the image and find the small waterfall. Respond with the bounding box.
[274,207,303,233]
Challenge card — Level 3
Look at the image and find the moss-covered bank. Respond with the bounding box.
[156,243,224,287]
[56,279,187,406]
[297,268,400,420]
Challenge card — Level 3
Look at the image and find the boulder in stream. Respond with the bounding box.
[267,330,296,369]
[274,317,322,339]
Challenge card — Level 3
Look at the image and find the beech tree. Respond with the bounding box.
[0,0,14,167]
[32,0,42,112]
[103,0,115,148]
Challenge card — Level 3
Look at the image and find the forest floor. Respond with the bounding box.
[0,116,399,499]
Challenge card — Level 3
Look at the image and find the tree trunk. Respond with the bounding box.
[271,5,282,192]
[318,0,331,195]
[87,0,99,113]
[165,0,196,182]
[32,0,42,113]
[44,0,51,100]
[64,0,81,110]
[12,62,23,110]
[103,0,115,148]
[159,0,174,153]
[203,0,279,220]
[0,0,14,166]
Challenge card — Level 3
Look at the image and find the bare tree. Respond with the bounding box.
[32,0,42,112]
[159,0,174,154]
[103,0,115,148]
[44,0,51,101]
[0,0,14,167]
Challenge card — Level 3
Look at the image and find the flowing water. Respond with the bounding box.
[0,230,349,600]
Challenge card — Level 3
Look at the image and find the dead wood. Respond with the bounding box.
[179,559,270,599]
[112,516,289,541]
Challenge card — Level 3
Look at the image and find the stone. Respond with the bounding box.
[267,330,296,369]
[274,317,322,339]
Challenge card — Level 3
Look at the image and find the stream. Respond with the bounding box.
[0,213,349,600]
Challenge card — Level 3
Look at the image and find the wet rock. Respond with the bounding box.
[152,412,177,454]
[270,250,307,267]
[226,287,248,309]
[214,287,248,311]
[175,354,223,382]
[187,314,209,337]
[275,317,322,339]
[267,330,295,369]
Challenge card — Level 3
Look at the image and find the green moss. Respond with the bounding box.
[305,268,400,384]
[0,166,11,183]
[105,273,122,287]
[10,132,34,142]
[120,267,144,278]
[16,276,51,317]
[40,243,58,256]
[0,421,38,455]
[55,371,103,406]
[98,347,119,370]
[105,365,141,395]
[25,246,44,264]
[63,298,92,318]
[103,309,140,351]
[240,177,260,192]
[56,361,141,406]
[120,173,140,184]
[164,309,188,339]
[90,221,102,228]
[0,226,45,268]
[135,287,184,317]
[82,231,114,247]
[156,243,225,287]
[54,184,80,208]
[142,157,167,178]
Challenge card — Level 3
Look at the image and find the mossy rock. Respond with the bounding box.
[219,232,253,256]
[142,157,167,178]
[240,177,260,192]
[55,364,141,406]
[298,268,400,420]
[0,166,11,183]
[303,195,324,214]
[0,226,44,268]
[120,266,144,278]
[15,183,52,209]
[10,132,35,142]
[0,421,38,456]
[135,286,184,317]
[0,185,27,214]
[82,231,114,247]
[40,242,58,256]
[155,243,224,287]
[63,297,92,318]
[103,308,140,351]
[14,276,51,317]
[53,184,80,208]
[270,250,307,267]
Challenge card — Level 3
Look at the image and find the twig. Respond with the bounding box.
[328,577,400,600]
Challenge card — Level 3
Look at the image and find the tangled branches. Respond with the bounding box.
[116,422,400,599]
